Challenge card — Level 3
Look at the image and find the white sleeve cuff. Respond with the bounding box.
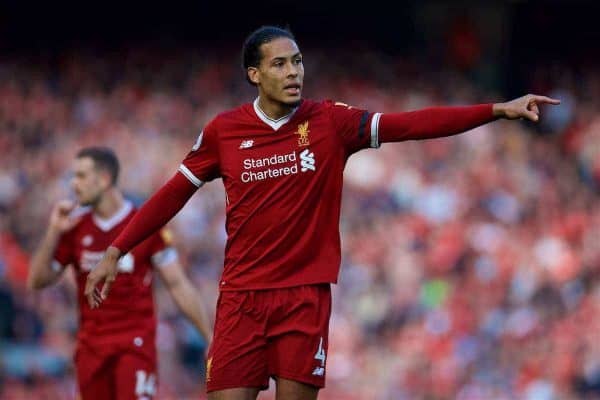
[370,113,382,148]
[178,164,204,187]
[151,247,179,268]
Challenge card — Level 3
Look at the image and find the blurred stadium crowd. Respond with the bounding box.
[0,46,599,399]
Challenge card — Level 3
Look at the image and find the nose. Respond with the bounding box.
[286,62,299,78]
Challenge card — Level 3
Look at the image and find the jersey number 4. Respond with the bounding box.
[314,336,326,367]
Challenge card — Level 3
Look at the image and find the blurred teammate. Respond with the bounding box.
[28,147,212,400]
[85,27,560,400]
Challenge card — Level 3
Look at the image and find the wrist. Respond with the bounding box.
[105,246,123,260]
[46,226,62,240]
[492,103,505,118]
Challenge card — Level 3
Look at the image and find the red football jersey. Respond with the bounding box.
[179,99,381,291]
[53,201,177,346]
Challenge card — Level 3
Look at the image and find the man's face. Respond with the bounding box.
[71,157,107,207]
[251,37,304,106]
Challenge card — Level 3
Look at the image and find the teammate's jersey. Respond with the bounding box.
[53,201,177,346]
[179,99,381,291]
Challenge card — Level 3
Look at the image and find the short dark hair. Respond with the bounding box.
[76,147,120,185]
[242,25,296,85]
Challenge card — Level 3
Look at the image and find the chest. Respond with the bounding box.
[72,225,149,274]
[219,116,341,185]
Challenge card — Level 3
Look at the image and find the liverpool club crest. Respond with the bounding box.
[296,121,310,147]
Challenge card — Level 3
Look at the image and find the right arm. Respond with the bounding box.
[86,122,221,308]
[28,200,77,290]
[85,172,198,307]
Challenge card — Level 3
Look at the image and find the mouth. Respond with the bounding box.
[283,83,301,96]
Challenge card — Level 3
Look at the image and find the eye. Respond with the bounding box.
[294,57,303,65]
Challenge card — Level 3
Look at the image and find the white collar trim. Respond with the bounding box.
[93,200,133,232]
[253,98,298,131]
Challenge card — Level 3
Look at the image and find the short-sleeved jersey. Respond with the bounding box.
[53,201,177,346]
[179,99,381,291]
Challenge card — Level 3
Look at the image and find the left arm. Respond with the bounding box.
[157,261,213,344]
[376,94,560,143]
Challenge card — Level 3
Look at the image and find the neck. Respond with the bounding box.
[93,188,124,219]
[257,95,297,120]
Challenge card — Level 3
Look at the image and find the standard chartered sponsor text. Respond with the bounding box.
[241,150,300,183]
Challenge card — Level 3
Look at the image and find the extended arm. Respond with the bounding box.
[377,94,560,143]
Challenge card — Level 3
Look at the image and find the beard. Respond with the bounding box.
[278,95,302,109]
[78,193,101,208]
[286,98,303,108]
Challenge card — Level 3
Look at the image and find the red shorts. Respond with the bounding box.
[75,333,157,400]
[206,284,331,393]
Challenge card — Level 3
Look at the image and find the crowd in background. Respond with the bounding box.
[0,46,598,399]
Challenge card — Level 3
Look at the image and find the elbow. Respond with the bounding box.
[27,264,48,291]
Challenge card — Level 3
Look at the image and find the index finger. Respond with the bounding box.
[84,273,100,307]
[531,95,561,105]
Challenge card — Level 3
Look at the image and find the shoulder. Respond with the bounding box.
[210,103,254,129]
[301,98,330,110]
[321,99,359,111]
[307,99,342,108]
[291,99,334,120]
[302,99,353,114]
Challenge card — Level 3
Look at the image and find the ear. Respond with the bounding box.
[99,170,112,190]
[247,67,260,85]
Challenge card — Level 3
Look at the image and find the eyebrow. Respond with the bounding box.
[270,52,302,62]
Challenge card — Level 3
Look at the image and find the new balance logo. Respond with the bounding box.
[312,367,325,376]
[239,140,254,149]
[300,148,315,172]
